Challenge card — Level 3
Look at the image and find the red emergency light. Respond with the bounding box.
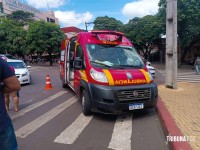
[91,30,124,44]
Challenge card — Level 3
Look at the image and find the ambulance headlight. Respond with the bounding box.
[90,68,108,83]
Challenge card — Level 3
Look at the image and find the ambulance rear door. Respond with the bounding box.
[65,37,76,89]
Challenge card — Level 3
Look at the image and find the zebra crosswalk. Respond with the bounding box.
[11,91,168,150]
[157,69,200,83]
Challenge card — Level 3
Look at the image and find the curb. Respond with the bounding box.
[157,96,192,150]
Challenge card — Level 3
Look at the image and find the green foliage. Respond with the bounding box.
[7,10,34,26]
[0,17,65,64]
[0,10,35,56]
[158,0,200,49]
[0,19,12,52]
[0,18,26,55]
[122,15,164,51]
[93,16,123,31]
[7,26,27,55]
[26,21,65,65]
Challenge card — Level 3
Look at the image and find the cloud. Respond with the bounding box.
[122,0,159,19]
[25,0,93,29]
[54,11,93,29]
[25,0,66,9]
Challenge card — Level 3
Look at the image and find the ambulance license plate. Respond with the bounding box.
[129,103,144,110]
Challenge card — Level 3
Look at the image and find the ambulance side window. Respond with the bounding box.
[76,45,83,58]
[69,38,76,61]
[76,45,85,68]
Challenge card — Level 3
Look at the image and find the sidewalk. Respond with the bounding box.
[154,63,200,150]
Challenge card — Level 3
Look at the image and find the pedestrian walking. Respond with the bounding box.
[4,66,20,112]
[0,57,21,150]
[194,56,200,75]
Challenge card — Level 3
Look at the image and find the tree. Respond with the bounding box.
[8,28,27,56]
[122,15,164,60]
[0,18,12,53]
[93,16,123,31]
[7,10,35,26]
[158,0,200,61]
[0,18,26,56]
[26,21,65,65]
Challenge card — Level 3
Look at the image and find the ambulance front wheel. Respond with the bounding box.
[82,90,92,116]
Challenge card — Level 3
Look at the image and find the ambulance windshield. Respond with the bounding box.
[86,44,144,68]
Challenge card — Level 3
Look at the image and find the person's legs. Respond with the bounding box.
[4,93,10,111]
[198,65,200,75]
[195,65,199,74]
[11,92,19,112]
[0,125,18,150]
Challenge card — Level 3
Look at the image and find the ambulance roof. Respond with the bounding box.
[78,30,133,46]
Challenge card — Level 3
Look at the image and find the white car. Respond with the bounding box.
[7,59,31,84]
[146,61,155,77]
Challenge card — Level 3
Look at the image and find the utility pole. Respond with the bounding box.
[165,0,177,89]
[85,22,94,31]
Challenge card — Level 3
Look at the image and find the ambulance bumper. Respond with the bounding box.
[88,83,158,114]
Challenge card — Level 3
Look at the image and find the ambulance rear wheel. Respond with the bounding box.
[82,90,92,116]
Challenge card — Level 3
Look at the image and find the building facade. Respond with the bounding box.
[0,0,58,24]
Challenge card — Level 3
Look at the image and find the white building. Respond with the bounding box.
[0,0,58,24]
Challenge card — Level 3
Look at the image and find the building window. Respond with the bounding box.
[47,17,55,23]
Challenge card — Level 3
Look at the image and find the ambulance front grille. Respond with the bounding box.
[117,89,151,103]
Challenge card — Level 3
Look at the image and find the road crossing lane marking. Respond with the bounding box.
[11,91,68,120]
[15,96,78,138]
[108,114,133,150]
[54,113,93,144]
[157,69,200,83]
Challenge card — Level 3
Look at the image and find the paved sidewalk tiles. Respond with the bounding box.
[158,82,200,150]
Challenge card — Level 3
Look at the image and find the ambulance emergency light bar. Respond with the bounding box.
[90,30,124,44]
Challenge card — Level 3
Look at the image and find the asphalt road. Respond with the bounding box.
[7,65,170,150]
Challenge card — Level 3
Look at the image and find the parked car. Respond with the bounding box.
[141,58,156,77]
[7,59,31,85]
[146,61,156,78]
[0,54,17,61]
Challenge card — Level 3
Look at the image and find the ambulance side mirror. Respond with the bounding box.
[74,57,83,70]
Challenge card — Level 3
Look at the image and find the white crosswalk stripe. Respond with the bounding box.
[108,114,133,150]
[11,91,68,120]
[15,96,78,138]
[54,113,93,144]
[157,69,200,83]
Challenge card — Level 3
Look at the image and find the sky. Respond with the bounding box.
[21,0,160,29]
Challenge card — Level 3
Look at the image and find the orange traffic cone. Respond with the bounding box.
[44,74,53,90]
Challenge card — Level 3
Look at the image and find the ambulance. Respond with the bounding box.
[60,30,158,115]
